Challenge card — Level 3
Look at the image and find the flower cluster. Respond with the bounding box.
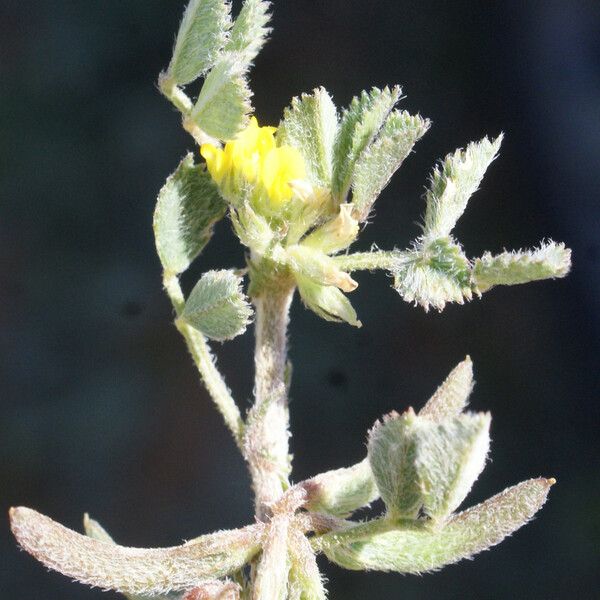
[201,117,306,213]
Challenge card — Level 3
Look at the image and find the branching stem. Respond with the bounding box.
[158,73,193,113]
[163,272,244,449]
[158,73,220,146]
[244,285,295,521]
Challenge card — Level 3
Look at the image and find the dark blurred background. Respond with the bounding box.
[1,1,599,598]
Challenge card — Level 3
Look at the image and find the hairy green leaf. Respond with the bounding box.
[303,458,379,518]
[419,357,474,421]
[368,409,490,521]
[154,153,227,275]
[182,270,253,341]
[473,241,571,293]
[318,478,554,573]
[191,53,252,140]
[10,507,262,595]
[393,238,473,312]
[168,0,232,86]
[351,110,430,221]
[225,0,271,64]
[423,135,502,238]
[278,87,339,188]
[83,515,180,600]
[333,86,401,202]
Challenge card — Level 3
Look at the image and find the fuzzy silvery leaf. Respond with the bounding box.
[332,86,401,202]
[287,529,326,600]
[168,0,232,86]
[351,110,430,221]
[10,507,262,596]
[154,154,227,275]
[473,240,571,293]
[393,237,473,312]
[419,357,474,421]
[191,53,252,140]
[296,276,361,327]
[303,458,379,518]
[423,135,502,239]
[278,87,338,188]
[182,270,253,341]
[252,515,290,600]
[318,478,554,574]
[286,245,357,292]
[368,409,490,521]
[226,0,271,64]
[83,515,180,600]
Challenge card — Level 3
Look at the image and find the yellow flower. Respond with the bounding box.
[200,143,231,186]
[200,117,306,211]
[261,145,306,206]
[229,117,276,183]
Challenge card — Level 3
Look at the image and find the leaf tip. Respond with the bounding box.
[9,505,29,530]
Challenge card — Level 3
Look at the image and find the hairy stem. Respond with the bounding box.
[164,273,244,448]
[158,73,220,146]
[333,250,405,272]
[158,73,193,113]
[245,285,295,522]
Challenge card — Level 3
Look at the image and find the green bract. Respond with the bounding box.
[10,2,571,599]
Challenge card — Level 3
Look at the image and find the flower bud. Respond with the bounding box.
[296,276,361,327]
[301,203,359,254]
[287,245,357,292]
[368,409,491,522]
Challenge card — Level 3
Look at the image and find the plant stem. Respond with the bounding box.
[245,285,295,522]
[158,73,220,146]
[164,273,244,449]
[158,73,193,113]
[333,250,405,272]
